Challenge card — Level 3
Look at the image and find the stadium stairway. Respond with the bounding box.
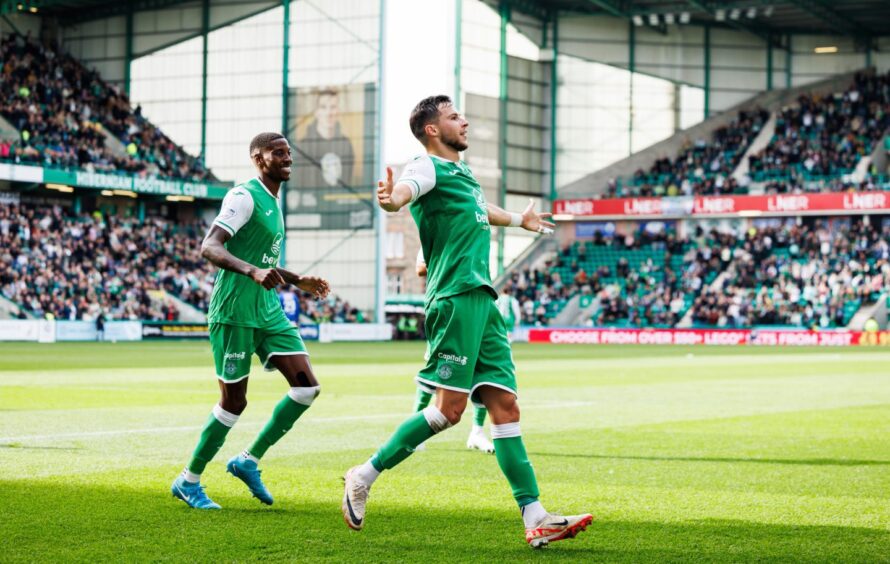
[147,290,207,323]
[0,294,31,320]
[0,114,19,142]
[847,293,888,330]
[732,113,777,184]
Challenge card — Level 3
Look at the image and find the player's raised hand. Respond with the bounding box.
[377,167,399,212]
[251,267,286,289]
[296,275,330,299]
[520,199,555,235]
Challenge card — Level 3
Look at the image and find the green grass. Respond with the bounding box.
[2,342,889,562]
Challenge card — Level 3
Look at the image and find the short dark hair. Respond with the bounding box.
[409,95,452,142]
[249,132,286,156]
[316,88,339,101]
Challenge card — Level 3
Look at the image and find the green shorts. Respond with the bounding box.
[209,316,307,383]
[416,287,516,407]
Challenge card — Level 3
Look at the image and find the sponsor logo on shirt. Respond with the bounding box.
[262,233,284,265]
[437,352,467,365]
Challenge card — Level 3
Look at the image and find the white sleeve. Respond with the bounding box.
[213,188,254,236]
[398,155,437,202]
[416,248,426,267]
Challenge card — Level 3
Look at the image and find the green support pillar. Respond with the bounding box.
[786,34,792,89]
[865,40,872,69]
[280,0,290,267]
[200,0,209,162]
[549,11,558,203]
[138,200,145,223]
[497,0,509,275]
[73,195,82,215]
[703,24,710,119]
[628,21,635,154]
[374,0,387,324]
[454,0,462,104]
[766,33,773,91]
[124,6,133,96]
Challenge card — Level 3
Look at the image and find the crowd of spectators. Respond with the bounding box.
[0,201,366,323]
[0,202,210,321]
[502,227,732,327]
[499,220,888,330]
[0,33,211,181]
[608,108,769,198]
[690,221,890,328]
[748,72,890,182]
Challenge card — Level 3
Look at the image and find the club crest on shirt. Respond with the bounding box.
[437,363,453,380]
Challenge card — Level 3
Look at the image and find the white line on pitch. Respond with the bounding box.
[0,413,404,443]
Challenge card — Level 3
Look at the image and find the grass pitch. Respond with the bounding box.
[2,341,889,562]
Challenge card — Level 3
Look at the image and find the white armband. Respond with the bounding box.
[509,212,523,227]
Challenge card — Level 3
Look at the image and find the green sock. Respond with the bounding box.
[413,388,433,412]
[370,408,446,471]
[494,435,540,507]
[187,410,235,475]
[473,406,487,427]
[248,388,317,459]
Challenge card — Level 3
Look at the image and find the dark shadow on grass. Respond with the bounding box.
[528,451,890,467]
[0,443,83,451]
[1,480,888,563]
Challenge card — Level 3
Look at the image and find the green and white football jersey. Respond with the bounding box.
[207,178,286,328]
[401,154,496,305]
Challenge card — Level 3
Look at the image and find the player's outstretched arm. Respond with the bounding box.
[274,268,330,299]
[202,225,285,289]
[377,166,413,212]
[488,199,555,235]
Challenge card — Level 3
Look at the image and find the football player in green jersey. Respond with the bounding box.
[171,132,330,510]
[342,96,593,548]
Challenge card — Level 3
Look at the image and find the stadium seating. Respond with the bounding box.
[748,72,890,187]
[612,108,770,197]
[506,220,889,330]
[690,221,889,328]
[0,33,211,181]
[0,202,362,323]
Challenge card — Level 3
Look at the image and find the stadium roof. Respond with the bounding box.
[3,0,888,38]
[490,0,890,38]
[0,0,194,24]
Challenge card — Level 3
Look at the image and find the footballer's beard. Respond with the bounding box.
[442,131,468,153]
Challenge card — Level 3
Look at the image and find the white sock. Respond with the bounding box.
[470,424,485,436]
[182,468,201,484]
[241,450,259,464]
[521,501,548,528]
[355,460,381,486]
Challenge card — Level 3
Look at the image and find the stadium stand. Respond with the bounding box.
[504,220,889,330]
[0,33,211,181]
[691,221,890,328]
[0,201,362,323]
[748,72,890,187]
[602,71,890,199]
[613,108,770,198]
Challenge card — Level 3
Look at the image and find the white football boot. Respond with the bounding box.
[525,512,594,548]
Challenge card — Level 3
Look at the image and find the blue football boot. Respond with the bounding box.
[171,476,221,509]
[226,455,274,505]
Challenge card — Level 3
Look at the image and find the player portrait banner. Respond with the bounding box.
[286,83,377,230]
[528,328,890,347]
[553,192,890,220]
